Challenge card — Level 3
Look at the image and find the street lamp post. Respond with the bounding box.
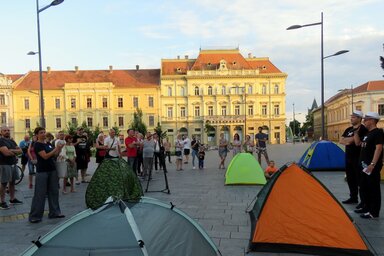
[293,103,296,144]
[30,0,64,128]
[287,12,349,140]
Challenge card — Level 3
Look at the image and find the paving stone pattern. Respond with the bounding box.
[1,143,383,256]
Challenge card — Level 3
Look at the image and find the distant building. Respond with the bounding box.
[160,48,287,145]
[322,80,384,142]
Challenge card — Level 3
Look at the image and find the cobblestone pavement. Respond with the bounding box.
[1,143,383,256]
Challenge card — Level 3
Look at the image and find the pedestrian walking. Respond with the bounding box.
[256,127,270,166]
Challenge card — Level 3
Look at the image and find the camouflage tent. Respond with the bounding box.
[85,158,143,209]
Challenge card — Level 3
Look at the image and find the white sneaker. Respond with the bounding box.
[193,166,196,169]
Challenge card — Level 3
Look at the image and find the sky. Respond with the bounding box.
[1,0,383,124]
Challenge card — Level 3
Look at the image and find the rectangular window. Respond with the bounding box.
[133,97,138,108]
[167,107,173,118]
[148,115,155,126]
[248,105,254,116]
[71,98,76,109]
[87,97,92,108]
[25,118,30,129]
[274,84,279,94]
[56,118,61,129]
[102,97,108,108]
[55,98,60,109]
[194,106,200,117]
[262,104,267,115]
[221,106,227,116]
[71,117,77,125]
[148,96,154,107]
[208,106,213,116]
[0,95,5,105]
[86,117,92,127]
[378,104,384,116]
[222,86,226,95]
[118,97,123,108]
[118,116,124,127]
[274,105,280,115]
[24,99,30,110]
[234,105,240,116]
[180,107,186,117]
[1,112,6,125]
[103,117,108,127]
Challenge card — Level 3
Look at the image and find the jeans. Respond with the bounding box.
[192,150,198,167]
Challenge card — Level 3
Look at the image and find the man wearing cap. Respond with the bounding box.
[340,110,368,205]
[357,112,383,219]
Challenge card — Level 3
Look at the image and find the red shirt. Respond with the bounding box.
[125,136,137,157]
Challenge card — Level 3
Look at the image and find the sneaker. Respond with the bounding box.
[360,212,378,219]
[9,198,23,205]
[0,202,10,210]
[193,166,196,169]
[342,198,358,204]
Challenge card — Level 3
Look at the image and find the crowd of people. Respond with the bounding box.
[1,116,381,222]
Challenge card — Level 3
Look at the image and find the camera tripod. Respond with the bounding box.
[145,151,170,194]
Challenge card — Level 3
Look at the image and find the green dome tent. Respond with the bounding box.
[22,198,221,256]
[85,158,143,209]
[225,153,266,185]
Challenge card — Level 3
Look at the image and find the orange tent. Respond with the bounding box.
[249,163,373,256]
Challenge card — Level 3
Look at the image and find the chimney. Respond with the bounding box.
[75,66,79,74]
[47,66,51,74]
[177,55,180,59]
[185,55,188,59]
[248,53,252,58]
[136,65,139,71]
[109,65,113,73]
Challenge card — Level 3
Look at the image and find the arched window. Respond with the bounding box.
[262,84,267,95]
[194,86,200,96]
[274,84,279,94]
[168,87,172,96]
[248,85,253,94]
[208,86,213,95]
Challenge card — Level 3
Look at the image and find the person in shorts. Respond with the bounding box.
[183,135,191,164]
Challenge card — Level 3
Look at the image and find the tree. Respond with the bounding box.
[301,112,314,136]
[65,121,78,136]
[129,108,147,135]
[154,122,167,139]
[289,119,301,136]
[204,120,215,137]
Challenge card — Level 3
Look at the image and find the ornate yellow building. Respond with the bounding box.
[160,49,287,145]
[9,49,287,144]
[12,66,160,142]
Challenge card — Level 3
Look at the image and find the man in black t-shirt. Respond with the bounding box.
[0,127,23,210]
[358,112,383,219]
[340,110,368,205]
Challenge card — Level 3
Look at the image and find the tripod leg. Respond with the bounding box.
[160,152,170,194]
[145,160,153,192]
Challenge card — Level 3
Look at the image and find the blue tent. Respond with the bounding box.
[298,141,345,171]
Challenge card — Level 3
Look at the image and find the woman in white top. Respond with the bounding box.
[231,133,242,156]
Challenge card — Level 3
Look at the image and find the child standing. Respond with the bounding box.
[264,160,278,179]
[198,146,206,170]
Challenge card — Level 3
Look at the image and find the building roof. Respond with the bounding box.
[325,80,384,105]
[13,68,160,90]
[6,74,23,82]
[161,49,283,76]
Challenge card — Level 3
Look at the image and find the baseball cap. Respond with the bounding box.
[364,112,380,120]
[351,110,363,118]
